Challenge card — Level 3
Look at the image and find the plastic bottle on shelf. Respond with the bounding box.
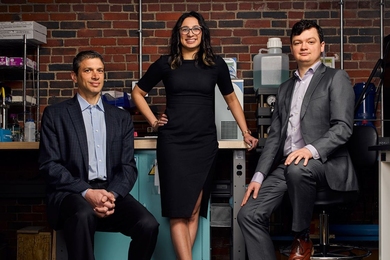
[253,37,290,90]
[24,119,36,142]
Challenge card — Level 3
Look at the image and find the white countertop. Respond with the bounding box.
[134,137,247,149]
[0,139,248,150]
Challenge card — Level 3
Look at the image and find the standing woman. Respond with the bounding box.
[132,11,258,260]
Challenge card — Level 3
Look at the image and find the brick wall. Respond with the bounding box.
[0,1,388,259]
[0,0,388,133]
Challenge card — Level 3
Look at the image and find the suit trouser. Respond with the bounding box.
[237,159,327,260]
[58,183,159,260]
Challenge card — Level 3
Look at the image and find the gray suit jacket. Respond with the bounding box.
[255,63,358,191]
[39,95,138,229]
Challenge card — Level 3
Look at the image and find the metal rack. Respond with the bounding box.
[0,35,40,138]
[255,87,277,152]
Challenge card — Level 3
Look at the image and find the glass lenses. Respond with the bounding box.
[180,26,202,35]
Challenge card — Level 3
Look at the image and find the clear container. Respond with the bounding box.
[253,37,290,90]
[24,119,36,142]
[9,114,21,142]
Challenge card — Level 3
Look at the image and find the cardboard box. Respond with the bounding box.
[11,95,37,105]
[0,21,47,35]
[17,226,51,260]
[9,57,36,70]
[0,29,46,44]
[0,56,9,66]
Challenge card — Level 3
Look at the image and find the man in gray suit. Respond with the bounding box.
[39,50,159,260]
[238,20,357,260]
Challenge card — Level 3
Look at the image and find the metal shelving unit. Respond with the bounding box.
[0,36,41,142]
[255,87,278,152]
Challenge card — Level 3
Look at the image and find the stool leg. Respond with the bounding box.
[319,211,329,256]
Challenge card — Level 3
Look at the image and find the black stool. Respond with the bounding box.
[311,189,372,259]
[311,125,378,259]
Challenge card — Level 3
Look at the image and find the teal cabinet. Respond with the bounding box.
[94,150,210,259]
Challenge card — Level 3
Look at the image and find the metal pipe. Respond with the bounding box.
[340,0,344,70]
[380,0,385,136]
[23,35,27,127]
[138,0,143,79]
[37,45,40,134]
[1,87,5,129]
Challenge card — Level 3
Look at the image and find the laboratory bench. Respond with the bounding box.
[0,139,381,259]
[0,138,250,150]
[0,139,249,260]
[0,141,39,150]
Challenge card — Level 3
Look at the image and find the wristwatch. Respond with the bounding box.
[242,129,252,136]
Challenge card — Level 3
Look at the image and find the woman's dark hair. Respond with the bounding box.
[169,11,215,69]
[72,50,104,75]
[290,19,324,43]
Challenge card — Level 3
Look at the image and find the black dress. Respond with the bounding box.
[137,55,234,218]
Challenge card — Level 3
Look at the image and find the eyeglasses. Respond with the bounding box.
[179,26,202,35]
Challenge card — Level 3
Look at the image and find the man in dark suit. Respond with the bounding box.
[238,20,357,260]
[39,50,159,260]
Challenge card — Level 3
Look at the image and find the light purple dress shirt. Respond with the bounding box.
[78,94,107,197]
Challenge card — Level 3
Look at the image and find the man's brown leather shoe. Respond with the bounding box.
[288,237,314,260]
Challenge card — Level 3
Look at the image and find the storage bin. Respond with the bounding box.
[210,203,232,227]
[17,226,51,260]
[102,91,134,108]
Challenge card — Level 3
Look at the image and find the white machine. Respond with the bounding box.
[215,79,244,141]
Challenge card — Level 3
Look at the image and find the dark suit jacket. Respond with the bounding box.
[39,95,138,229]
[255,63,358,191]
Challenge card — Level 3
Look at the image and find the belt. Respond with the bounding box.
[88,179,107,184]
